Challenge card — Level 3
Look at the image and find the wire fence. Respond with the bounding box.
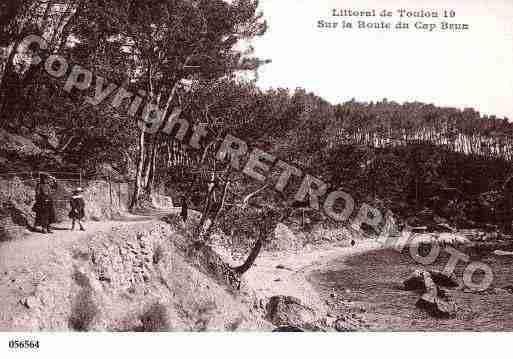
[0,170,176,239]
[0,170,171,210]
[0,170,132,212]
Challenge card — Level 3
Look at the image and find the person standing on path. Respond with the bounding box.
[69,187,86,231]
[180,195,188,223]
[33,173,57,234]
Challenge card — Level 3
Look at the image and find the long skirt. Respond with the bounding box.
[34,199,56,228]
[181,207,188,222]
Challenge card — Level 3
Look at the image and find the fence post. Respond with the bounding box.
[108,175,113,217]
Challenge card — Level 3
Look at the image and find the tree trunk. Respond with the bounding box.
[130,129,147,209]
[198,175,216,231]
[142,138,155,190]
[0,40,21,124]
[147,142,158,195]
[233,233,265,275]
[203,178,230,239]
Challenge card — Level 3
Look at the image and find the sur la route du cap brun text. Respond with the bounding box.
[319,8,470,31]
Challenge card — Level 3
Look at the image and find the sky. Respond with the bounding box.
[253,0,513,119]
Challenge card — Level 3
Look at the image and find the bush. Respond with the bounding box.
[137,303,170,332]
[69,289,99,331]
[153,245,165,265]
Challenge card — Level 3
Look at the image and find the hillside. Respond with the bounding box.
[0,217,271,331]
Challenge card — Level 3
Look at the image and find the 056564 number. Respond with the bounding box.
[8,339,40,350]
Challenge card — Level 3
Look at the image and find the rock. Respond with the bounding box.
[404,269,458,292]
[493,250,513,257]
[403,270,429,291]
[276,264,293,271]
[259,298,269,310]
[0,129,42,157]
[493,288,509,295]
[265,296,317,329]
[416,292,456,319]
[422,274,439,297]
[20,296,40,309]
[432,219,456,232]
[272,326,304,332]
[503,285,513,294]
[405,270,458,318]
[334,315,362,332]
[325,316,337,328]
[428,270,459,288]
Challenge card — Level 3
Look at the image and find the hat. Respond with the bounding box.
[73,187,84,194]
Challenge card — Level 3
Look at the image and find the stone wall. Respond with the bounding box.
[0,177,132,241]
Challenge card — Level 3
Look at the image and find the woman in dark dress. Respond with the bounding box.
[33,173,57,234]
[180,195,188,223]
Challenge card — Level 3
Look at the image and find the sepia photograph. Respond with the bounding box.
[0,0,512,357]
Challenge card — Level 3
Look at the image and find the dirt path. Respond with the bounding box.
[0,211,174,269]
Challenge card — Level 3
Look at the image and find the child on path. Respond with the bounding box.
[69,187,86,231]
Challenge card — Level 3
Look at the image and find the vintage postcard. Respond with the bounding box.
[0,0,512,357]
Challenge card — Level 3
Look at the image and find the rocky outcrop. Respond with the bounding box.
[404,270,430,291]
[416,291,457,319]
[187,241,242,290]
[404,269,459,291]
[0,129,43,158]
[428,270,459,288]
[334,315,366,332]
[272,325,304,332]
[404,270,458,319]
[265,295,319,330]
[0,221,271,331]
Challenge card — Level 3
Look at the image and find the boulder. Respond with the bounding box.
[405,270,458,318]
[0,129,42,157]
[403,270,430,291]
[404,269,459,292]
[422,272,439,295]
[272,326,304,332]
[503,285,513,294]
[493,288,510,295]
[334,315,362,332]
[265,296,317,329]
[428,270,460,288]
[20,296,41,310]
[416,292,456,319]
[493,250,513,257]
